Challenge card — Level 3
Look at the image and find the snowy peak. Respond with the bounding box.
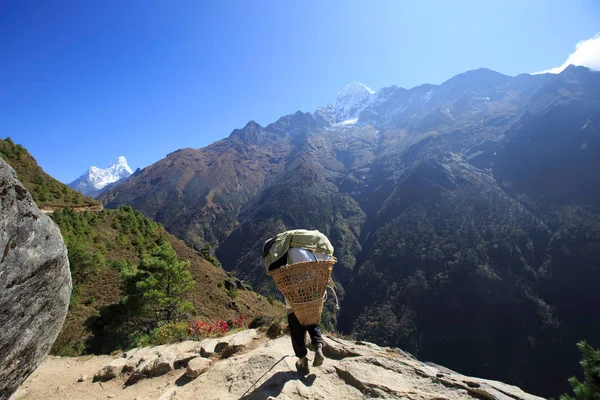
[337,81,375,98]
[333,81,376,121]
[315,81,377,124]
[69,156,133,197]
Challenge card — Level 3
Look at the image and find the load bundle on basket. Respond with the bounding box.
[263,229,336,326]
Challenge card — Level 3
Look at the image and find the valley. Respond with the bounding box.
[95,66,600,396]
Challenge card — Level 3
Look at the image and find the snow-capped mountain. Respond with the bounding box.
[317,81,377,124]
[69,156,133,197]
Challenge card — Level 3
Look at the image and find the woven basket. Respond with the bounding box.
[269,259,335,326]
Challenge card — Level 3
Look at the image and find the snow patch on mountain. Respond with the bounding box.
[69,156,133,197]
[334,118,358,126]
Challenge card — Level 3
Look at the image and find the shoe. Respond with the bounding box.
[313,343,324,367]
[295,356,310,375]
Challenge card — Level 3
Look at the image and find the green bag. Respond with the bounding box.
[263,229,334,273]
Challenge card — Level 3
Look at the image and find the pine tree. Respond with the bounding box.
[123,243,195,334]
[560,340,600,400]
[199,242,222,268]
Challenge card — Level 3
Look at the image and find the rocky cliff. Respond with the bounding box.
[14,329,544,400]
[0,158,72,399]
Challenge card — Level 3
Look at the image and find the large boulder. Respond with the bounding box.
[199,338,218,357]
[154,352,176,376]
[214,329,258,357]
[185,357,212,378]
[0,159,71,400]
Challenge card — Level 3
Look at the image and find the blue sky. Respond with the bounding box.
[1,0,598,183]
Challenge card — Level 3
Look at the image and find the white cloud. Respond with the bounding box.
[533,33,600,74]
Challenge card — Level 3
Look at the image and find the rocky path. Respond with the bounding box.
[13,329,544,400]
[40,204,104,214]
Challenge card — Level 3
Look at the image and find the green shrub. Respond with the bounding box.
[138,322,190,347]
[56,341,85,357]
[199,242,222,268]
[227,286,238,299]
[69,284,81,308]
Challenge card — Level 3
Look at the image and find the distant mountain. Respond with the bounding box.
[70,156,133,197]
[100,65,600,396]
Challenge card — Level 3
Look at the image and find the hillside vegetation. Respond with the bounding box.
[0,138,98,209]
[0,139,284,356]
[51,206,282,356]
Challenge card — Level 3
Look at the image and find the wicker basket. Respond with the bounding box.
[269,259,335,326]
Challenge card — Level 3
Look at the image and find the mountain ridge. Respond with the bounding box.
[99,65,600,396]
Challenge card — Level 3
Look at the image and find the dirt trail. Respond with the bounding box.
[41,204,104,214]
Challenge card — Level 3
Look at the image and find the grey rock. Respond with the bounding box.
[199,338,218,357]
[138,354,157,374]
[185,357,212,378]
[322,336,361,360]
[127,355,159,385]
[228,329,258,347]
[174,352,200,369]
[93,358,127,382]
[168,340,201,355]
[214,329,258,357]
[151,345,168,355]
[125,352,174,385]
[153,352,175,376]
[214,340,229,354]
[123,357,140,374]
[0,159,72,399]
[123,347,156,373]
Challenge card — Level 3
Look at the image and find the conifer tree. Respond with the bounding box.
[123,243,195,333]
[560,340,600,400]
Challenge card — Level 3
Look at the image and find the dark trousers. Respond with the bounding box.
[288,312,323,358]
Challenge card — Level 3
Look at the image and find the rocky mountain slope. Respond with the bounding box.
[14,329,544,400]
[99,65,600,396]
[70,156,133,197]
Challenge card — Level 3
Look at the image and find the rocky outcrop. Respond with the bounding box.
[0,158,72,400]
[15,330,544,399]
[92,330,260,386]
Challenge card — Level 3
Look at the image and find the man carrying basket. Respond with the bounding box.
[262,229,336,375]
